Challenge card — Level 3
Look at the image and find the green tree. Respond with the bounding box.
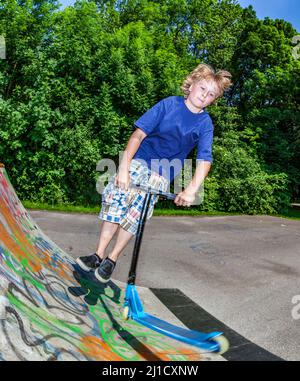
[0,0,298,211]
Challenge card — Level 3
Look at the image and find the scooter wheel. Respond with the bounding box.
[210,335,229,355]
[122,306,130,321]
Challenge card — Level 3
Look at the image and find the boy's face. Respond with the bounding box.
[186,78,219,112]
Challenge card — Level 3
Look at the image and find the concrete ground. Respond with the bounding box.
[29,210,300,360]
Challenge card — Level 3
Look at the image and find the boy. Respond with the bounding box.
[76,63,232,283]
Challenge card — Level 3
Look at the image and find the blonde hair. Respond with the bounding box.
[181,63,232,100]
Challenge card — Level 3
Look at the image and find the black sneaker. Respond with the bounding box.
[76,253,102,272]
[95,258,116,283]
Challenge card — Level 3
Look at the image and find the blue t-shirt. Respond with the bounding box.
[133,96,214,182]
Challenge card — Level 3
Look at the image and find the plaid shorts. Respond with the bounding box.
[99,159,169,235]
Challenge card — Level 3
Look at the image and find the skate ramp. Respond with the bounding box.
[0,164,209,361]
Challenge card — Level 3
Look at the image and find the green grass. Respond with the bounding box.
[153,208,241,216]
[22,200,300,219]
[271,208,300,220]
[23,201,100,214]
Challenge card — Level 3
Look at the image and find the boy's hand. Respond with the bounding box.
[174,190,196,207]
[115,168,130,191]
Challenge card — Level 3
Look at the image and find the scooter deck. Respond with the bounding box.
[124,285,222,352]
[132,313,222,352]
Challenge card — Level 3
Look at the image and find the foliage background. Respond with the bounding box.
[0,0,299,214]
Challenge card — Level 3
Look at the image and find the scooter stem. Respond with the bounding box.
[127,192,152,285]
[127,183,176,285]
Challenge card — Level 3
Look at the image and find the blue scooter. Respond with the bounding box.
[122,183,229,354]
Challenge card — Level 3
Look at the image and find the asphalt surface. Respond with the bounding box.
[29,210,300,360]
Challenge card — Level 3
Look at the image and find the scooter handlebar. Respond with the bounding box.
[129,182,176,201]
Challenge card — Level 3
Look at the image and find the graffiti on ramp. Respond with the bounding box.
[0,164,203,361]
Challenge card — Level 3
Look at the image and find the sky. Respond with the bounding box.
[238,0,300,32]
[59,0,300,32]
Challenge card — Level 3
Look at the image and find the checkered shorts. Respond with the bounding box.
[99,159,169,235]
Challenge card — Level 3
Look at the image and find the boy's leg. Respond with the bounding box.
[95,226,134,283]
[96,221,120,259]
[76,221,119,271]
[94,162,166,282]
[107,226,134,262]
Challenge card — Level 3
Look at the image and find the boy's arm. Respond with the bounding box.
[116,128,147,190]
[174,160,211,207]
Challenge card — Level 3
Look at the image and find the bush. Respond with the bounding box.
[200,132,291,214]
